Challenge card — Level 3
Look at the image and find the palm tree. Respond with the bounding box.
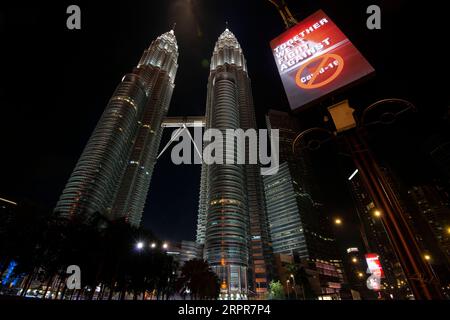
[1,201,52,295]
[285,262,316,300]
[177,259,220,300]
[1,202,179,301]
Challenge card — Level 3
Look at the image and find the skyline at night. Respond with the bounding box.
[1,1,448,245]
[1,0,450,303]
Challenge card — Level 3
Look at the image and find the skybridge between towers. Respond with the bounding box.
[162,116,206,128]
[157,116,206,160]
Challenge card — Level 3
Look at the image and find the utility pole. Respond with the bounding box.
[292,100,445,299]
[268,0,444,300]
[345,130,444,300]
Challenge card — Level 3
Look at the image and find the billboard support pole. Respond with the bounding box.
[292,99,445,299]
[345,131,444,300]
[268,0,298,29]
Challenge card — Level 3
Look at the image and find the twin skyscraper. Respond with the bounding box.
[55,29,272,298]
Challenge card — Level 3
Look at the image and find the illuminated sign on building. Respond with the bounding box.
[365,253,384,277]
[270,10,375,111]
[365,253,384,291]
[346,247,359,254]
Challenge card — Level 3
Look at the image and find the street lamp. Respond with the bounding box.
[424,254,432,262]
[352,257,358,263]
[292,99,443,299]
[290,274,298,300]
[334,218,342,226]
[357,272,364,279]
[162,243,169,250]
[373,209,382,218]
[136,242,144,250]
[150,242,156,249]
[286,279,290,299]
[348,169,359,181]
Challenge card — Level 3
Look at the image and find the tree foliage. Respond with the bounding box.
[177,259,220,300]
[268,280,285,300]
[0,203,212,300]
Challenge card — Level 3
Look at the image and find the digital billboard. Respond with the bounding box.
[365,253,384,278]
[365,253,384,291]
[270,10,375,111]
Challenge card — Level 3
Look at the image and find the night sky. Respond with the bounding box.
[1,1,449,249]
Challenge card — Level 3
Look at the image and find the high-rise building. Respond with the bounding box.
[264,162,305,254]
[55,30,178,227]
[196,29,272,298]
[166,241,204,269]
[0,197,17,236]
[406,184,450,295]
[407,184,450,260]
[264,110,345,299]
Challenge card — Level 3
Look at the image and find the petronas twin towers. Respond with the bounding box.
[55,30,178,225]
[55,29,271,298]
[198,29,272,298]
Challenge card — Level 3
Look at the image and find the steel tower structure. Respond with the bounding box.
[55,30,178,226]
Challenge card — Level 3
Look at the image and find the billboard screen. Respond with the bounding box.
[270,10,375,111]
[365,253,384,278]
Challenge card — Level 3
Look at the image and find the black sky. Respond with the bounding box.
[1,1,449,247]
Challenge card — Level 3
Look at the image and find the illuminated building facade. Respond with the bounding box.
[406,184,450,293]
[196,29,272,298]
[55,30,178,226]
[166,241,204,269]
[264,162,306,254]
[407,184,450,260]
[264,110,345,299]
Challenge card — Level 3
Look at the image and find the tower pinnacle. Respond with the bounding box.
[211,28,246,71]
